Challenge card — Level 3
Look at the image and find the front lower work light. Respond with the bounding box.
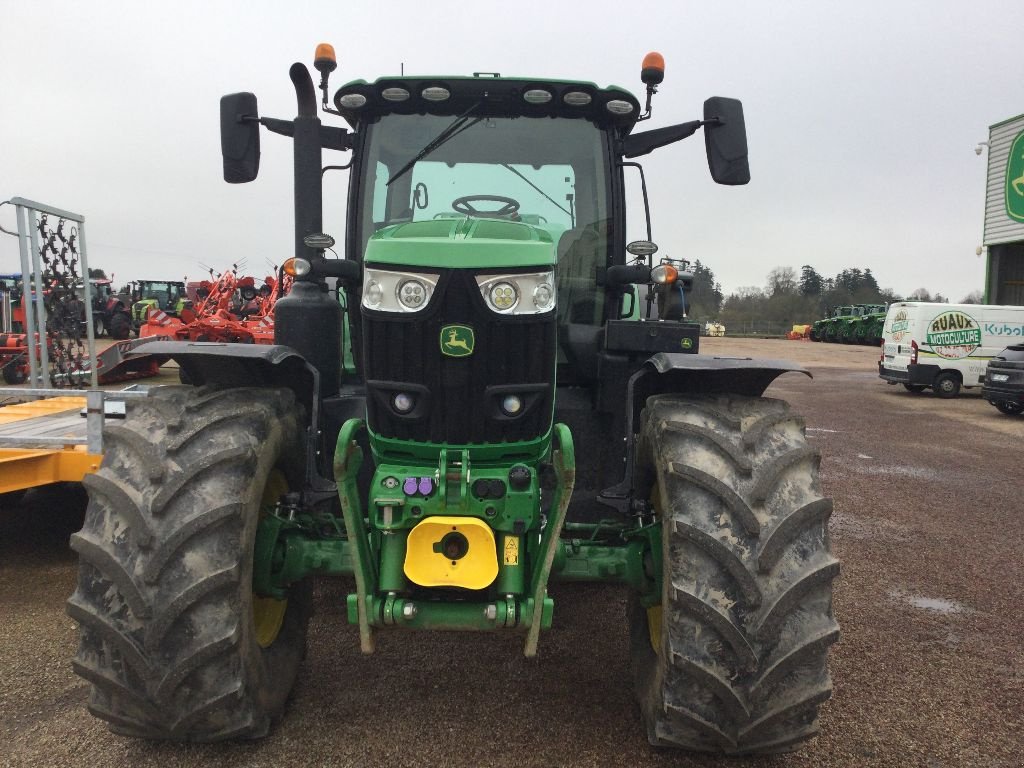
[392,393,415,414]
[501,394,523,416]
[476,271,555,315]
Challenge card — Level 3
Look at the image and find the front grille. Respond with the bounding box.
[362,269,556,445]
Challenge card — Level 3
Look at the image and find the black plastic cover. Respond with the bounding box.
[220,92,260,183]
[703,97,750,185]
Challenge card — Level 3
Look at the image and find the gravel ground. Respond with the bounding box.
[1,338,1021,767]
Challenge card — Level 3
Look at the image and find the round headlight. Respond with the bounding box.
[532,282,553,310]
[396,278,428,309]
[364,279,383,307]
[501,394,523,416]
[393,393,415,413]
[487,281,519,311]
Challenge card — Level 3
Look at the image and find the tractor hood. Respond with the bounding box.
[364,218,556,270]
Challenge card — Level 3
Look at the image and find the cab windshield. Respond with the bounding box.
[355,113,612,324]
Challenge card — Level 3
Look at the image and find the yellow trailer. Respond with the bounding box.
[0,389,144,494]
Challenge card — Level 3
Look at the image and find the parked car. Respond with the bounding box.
[982,344,1024,415]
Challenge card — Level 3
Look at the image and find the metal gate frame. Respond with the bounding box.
[9,197,98,388]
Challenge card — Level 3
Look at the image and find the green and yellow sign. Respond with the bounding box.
[440,324,475,357]
[1007,129,1024,223]
[926,310,981,359]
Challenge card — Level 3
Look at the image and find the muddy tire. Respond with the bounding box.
[994,401,1022,416]
[902,384,927,393]
[630,394,839,754]
[67,386,311,741]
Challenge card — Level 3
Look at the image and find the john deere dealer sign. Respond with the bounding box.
[984,115,1024,245]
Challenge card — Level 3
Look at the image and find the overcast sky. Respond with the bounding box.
[2,0,1022,301]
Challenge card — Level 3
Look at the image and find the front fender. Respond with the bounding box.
[123,341,319,415]
[640,352,810,399]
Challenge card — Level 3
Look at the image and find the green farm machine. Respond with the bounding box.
[810,304,886,345]
[128,279,188,334]
[67,47,838,754]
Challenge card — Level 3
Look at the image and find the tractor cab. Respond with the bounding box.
[129,279,186,329]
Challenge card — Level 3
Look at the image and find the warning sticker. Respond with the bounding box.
[503,536,519,566]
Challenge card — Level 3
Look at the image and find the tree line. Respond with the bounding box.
[683,262,983,327]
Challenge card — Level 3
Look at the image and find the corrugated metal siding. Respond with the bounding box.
[984,114,1024,246]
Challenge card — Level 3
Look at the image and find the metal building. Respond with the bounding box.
[984,113,1024,305]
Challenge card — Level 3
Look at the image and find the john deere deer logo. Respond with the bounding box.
[1006,129,1024,223]
[440,325,475,357]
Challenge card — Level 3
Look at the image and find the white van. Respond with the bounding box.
[878,302,1024,397]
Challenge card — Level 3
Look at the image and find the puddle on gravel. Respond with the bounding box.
[857,463,939,480]
[889,588,967,615]
[831,510,910,541]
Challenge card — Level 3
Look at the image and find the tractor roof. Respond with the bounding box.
[333,76,641,134]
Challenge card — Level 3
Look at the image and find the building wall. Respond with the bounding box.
[984,113,1024,305]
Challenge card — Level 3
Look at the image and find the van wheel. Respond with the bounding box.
[933,373,960,399]
[995,401,1022,416]
[902,384,927,394]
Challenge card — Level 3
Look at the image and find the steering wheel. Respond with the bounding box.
[451,195,521,219]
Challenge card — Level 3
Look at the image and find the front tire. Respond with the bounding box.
[630,394,839,754]
[933,372,960,398]
[994,401,1022,416]
[94,315,105,338]
[903,383,927,393]
[67,386,311,741]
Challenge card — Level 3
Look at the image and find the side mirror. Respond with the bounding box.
[220,92,261,183]
[703,97,750,185]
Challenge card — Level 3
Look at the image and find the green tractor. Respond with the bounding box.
[67,47,838,754]
[852,304,887,346]
[128,279,188,333]
[834,305,871,344]
[817,305,853,343]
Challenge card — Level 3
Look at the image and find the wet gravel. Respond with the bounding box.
[1,338,1021,767]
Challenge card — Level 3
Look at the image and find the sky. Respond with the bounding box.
[2,0,1022,301]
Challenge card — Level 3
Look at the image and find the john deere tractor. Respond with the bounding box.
[68,47,838,754]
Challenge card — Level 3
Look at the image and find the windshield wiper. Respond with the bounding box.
[387,102,484,188]
[500,164,574,223]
